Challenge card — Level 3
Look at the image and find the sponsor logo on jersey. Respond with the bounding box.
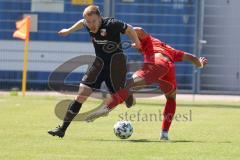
[92,37,108,44]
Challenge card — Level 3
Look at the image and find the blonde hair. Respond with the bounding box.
[83,5,100,17]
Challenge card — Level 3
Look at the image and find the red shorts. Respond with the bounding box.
[134,58,176,94]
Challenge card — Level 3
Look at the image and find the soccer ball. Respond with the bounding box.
[113,120,133,139]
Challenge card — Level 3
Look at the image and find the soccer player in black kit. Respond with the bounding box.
[48,5,141,138]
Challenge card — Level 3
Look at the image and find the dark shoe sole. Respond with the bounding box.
[47,130,65,138]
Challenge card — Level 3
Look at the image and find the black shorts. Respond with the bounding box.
[81,53,127,93]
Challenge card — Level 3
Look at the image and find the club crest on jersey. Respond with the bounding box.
[100,29,107,36]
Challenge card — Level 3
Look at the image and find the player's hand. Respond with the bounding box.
[58,29,70,36]
[131,43,141,49]
[199,57,208,68]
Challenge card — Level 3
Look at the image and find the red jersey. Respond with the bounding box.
[140,35,185,63]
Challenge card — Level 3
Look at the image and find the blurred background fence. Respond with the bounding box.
[0,0,239,94]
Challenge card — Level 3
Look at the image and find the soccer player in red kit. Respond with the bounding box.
[86,27,208,140]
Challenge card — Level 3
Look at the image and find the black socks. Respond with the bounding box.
[60,100,82,132]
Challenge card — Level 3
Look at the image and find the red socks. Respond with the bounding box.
[106,88,129,109]
[162,98,176,132]
[106,89,176,133]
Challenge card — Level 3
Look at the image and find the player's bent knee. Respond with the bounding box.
[75,95,87,103]
[75,83,93,103]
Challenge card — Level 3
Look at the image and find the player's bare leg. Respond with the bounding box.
[160,90,176,140]
[85,76,147,122]
[48,83,92,137]
[125,74,151,108]
[124,75,148,108]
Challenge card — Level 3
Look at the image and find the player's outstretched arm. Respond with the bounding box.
[58,19,85,36]
[124,25,141,49]
[182,53,208,68]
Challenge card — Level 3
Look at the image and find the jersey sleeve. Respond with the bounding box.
[162,42,185,62]
[109,18,128,34]
[173,50,185,62]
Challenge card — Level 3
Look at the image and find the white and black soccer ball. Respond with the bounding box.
[113,120,133,139]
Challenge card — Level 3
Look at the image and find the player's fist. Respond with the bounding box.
[131,43,141,49]
[58,29,70,36]
[199,57,208,68]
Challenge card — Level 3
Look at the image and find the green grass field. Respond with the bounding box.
[0,94,240,160]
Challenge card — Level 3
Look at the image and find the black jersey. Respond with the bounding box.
[85,17,128,66]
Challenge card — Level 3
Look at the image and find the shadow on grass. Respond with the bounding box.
[127,139,197,143]
[80,138,232,144]
[169,140,231,144]
[80,138,197,143]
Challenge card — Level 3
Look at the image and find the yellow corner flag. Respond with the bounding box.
[13,16,31,96]
[13,16,30,40]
